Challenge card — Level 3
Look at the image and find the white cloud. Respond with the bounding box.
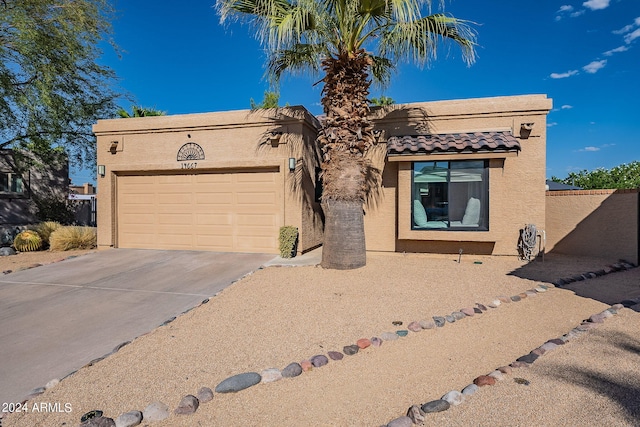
[550,70,579,79]
[558,5,574,13]
[582,0,610,11]
[570,10,586,17]
[624,28,640,44]
[547,122,558,127]
[582,60,607,73]
[582,146,600,151]
[561,105,573,109]
[603,46,629,56]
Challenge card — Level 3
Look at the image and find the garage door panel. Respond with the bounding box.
[118,171,280,253]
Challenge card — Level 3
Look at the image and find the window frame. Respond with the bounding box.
[411,160,489,231]
[0,170,30,199]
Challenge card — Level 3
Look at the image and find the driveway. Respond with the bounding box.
[0,249,275,404]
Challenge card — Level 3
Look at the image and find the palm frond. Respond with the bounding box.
[369,55,394,87]
[266,44,325,83]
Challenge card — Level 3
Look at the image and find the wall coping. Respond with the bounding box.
[546,188,640,196]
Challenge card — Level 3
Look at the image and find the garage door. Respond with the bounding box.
[116,170,281,253]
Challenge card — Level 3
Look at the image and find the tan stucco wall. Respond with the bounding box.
[93,107,323,254]
[364,94,552,255]
[546,189,639,263]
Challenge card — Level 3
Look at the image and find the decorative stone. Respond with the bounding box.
[143,402,170,422]
[433,316,446,327]
[445,315,456,323]
[0,247,16,256]
[535,286,547,293]
[539,342,558,352]
[407,321,422,332]
[215,372,261,393]
[473,307,482,314]
[548,338,565,345]
[406,405,425,424]
[282,362,303,378]
[300,360,313,371]
[45,378,60,389]
[588,313,606,323]
[419,319,436,329]
[488,303,499,309]
[196,387,214,403]
[510,361,531,368]
[328,351,344,360]
[343,345,360,355]
[421,399,450,413]
[488,370,505,381]
[441,390,464,406]
[114,410,142,427]
[260,368,283,382]
[498,296,511,303]
[473,375,496,386]
[517,353,539,364]
[380,331,399,341]
[311,355,329,367]
[518,292,528,299]
[371,337,383,347]
[81,410,103,422]
[497,366,512,375]
[476,303,488,311]
[577,323,599,331]
[599,310,614,319]
[386,416,413,427]
[396,329,409,336]
[356,338,371,349]
[525,291,537,297]
[611,303,624,310]
[511,295,522,302]
[460,307,475,316]
[174,395,199,415]
[80,417,115,427]
[491,299,502,307]
[461,384,479,395]
[452,311,466,320]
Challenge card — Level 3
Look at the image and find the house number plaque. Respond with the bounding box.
[177,143,205,169]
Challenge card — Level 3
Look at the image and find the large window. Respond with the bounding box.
[412,160,488,230]
[0,171,27,198]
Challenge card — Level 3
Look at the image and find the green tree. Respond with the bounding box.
[551,161,640,190]
[218,0,477,269]
[0,0,119,167]
[370,96,395,106]
[250,91,284,110]
[117,106,167,118]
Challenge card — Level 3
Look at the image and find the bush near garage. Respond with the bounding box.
[34,221,62,248]
[278,226,298,258]
[49,226,97,251]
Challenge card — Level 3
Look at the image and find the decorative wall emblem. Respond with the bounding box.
[177,142,205,169]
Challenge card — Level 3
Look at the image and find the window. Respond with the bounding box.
[0,171,27,198]
[412,160,488,230]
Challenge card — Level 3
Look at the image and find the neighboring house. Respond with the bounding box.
[545,180,582,191]
[0,149,69,243]
[69,183,97,226]
[93,94,552,256]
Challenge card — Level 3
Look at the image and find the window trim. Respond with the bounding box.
[0,170,30,199]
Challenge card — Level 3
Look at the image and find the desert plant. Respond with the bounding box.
[49,226,97,251]
[13,230,43,252]
[34,221,62,247]
[278,226,298,258]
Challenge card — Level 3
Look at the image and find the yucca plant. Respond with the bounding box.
[13,230,43,252]
[49,226,97,251]
[34,221,62,247]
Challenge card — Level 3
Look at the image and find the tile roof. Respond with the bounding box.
[386,131,521,156]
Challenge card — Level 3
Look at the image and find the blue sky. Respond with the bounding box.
[73,0,640,184]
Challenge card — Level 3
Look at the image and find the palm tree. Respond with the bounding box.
[117,106,166,118]
[217,0,477,269]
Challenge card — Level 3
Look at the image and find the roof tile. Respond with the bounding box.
[387,132,521,155]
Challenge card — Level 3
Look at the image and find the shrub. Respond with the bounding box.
[49,226,97,251]
[13,230,43,252]
[34,221,62,247]
[278,226,298,258]
[35,197,75,225]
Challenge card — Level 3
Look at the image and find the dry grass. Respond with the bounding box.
[49,226,97,251]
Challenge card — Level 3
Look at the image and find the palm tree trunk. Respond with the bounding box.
[321,199,366,269]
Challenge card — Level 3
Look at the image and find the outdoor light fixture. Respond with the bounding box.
[520,123,534,139]
[288,157,296,172]
[109,140,119,154]
[521,123,534,131]
[269,131,283,147]
[98,165,106,177]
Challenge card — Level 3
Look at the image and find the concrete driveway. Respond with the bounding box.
[0,249,275,404]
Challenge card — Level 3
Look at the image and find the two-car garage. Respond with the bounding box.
[116,169,282,253]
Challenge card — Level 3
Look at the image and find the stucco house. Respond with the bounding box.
[93,94,552,256]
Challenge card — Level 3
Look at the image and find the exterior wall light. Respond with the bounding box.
[98,165,106,177]
[373,129,383,142]
[288,157,296,172]
[269,131,283,147]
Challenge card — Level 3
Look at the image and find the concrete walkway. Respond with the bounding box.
[0,249,274,404]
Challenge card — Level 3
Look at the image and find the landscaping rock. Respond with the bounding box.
[143,402,170,422]
[0,247,16,256]
[114,410,142,427]
[511,295,522,302]
[282,362,302,378]
[356,338,371,349]
[386,416,413,427]
[174,395,199,415]
[421,399,450,413]
[418,319,436,329]
[407,321,422,332]
[517,353,539,364]
[452,311,466,320]
[460,307,475,316]
[445,314,456,323]
[343,345,360,355]
[461,384,479,395]
[261,368,283,383]
[473,307,482,314]
[498,296,511,303]
[380,332,399,341]
[476,303,488,311]
[215,372,261,393]
[473,375,496,386]
[497,366,512,375]
[300,360,313,371]
[432,316,446,327]
[396,329,409,337]
[80,417,115,427]
[371,337,383,347]
[406,405,425,424]
[441,390,464,406]
[510,361,531,368]
[196,387,214,403]
[540,342,558,352]
[488,370,505,381]
[311,355,329,367]
[328,351,344,360]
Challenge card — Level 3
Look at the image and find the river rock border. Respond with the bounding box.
[4,260,637,427]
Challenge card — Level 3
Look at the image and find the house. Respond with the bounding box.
[93,94,552,256]
[0,149,69,242]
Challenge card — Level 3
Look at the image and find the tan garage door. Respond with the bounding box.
[116,169,281,253]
